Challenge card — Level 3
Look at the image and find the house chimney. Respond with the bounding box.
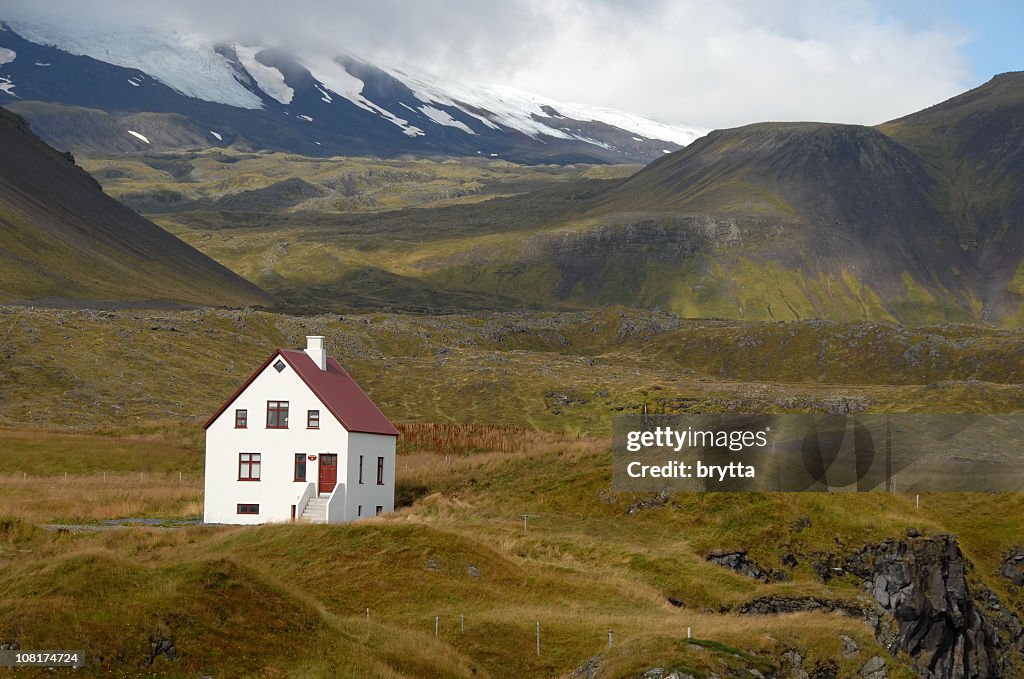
[305,336,327,370]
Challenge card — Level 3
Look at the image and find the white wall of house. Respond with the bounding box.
[203,353,396,525]
[343,433,397,520]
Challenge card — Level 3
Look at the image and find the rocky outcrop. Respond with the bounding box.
[707,550,788,583]
[999,546,1024,587]
[736,595,867,616]
[627,489,674,514]
[146,636,176,666]
[844,534,1024,678]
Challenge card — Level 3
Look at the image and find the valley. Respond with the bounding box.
[62,72,1024,325]
[0,17,1023,676]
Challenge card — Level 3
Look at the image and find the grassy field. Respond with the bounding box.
[1,307,1023,676]
[1,423,1018,677]
[4,305,1024,438]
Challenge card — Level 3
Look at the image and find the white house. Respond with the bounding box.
[203,336,399,525]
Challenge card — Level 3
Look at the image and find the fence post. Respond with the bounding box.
[608,627,614,648]
[435,616,439,639]
[461,613,464,635]
[536,622,540,656]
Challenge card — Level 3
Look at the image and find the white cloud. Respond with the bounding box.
[1,0,972,129]
[498,1,970,127]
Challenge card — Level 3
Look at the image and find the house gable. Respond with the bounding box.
[204,348,398,436]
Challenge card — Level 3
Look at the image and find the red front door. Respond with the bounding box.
[318,454,337,495]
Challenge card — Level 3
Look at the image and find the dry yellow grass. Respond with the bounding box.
[0,473,202,523]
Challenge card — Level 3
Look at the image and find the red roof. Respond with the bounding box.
[203,349,399,436]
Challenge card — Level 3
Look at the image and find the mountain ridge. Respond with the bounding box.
[0,20,706,164]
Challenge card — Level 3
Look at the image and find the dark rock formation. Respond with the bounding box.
[640,670,696,679]
[781,649,840,678]
[570,656,600,679]
[844,534,1024,678]
[791,516,812,532]
[860,655,888,679]
[627,488,673,514]
[736,595,867,616]
[146,636,176,666]
[999,546,1024,586]
[808,551,844,582]
[707,550,789,583]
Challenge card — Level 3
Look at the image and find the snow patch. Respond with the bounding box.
[572,134,613,151]
[208,130,222,141]
[301,55,425,137]
[127,130,150,144]
[235,44,293,104]
[0,75,17,96]
[632,136,643,142]
[34,61,50,67]
[127,78,140,87]
[418,105,475,135]
[0,47,16,65]
[313,141,321,145]
[381,61,707,147]
[8,21,264,109]
[297,114,313,122]
[662,149,671,154]
[314,83,333,103]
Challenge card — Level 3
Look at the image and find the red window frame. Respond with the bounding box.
[294,453,306,482]
[235,409,247,428]
[266,401,289,429]
[377,456,385,485]
[238,452,261,481]
[237,504,259,515]
[307,409,320,429]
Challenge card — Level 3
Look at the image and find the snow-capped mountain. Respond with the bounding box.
[0,20,707,163]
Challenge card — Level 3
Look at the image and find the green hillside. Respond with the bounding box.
[0,108,272,307]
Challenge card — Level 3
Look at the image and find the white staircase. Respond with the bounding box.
[300,496,328,523]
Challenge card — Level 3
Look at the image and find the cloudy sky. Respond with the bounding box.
[4,0,1020,129]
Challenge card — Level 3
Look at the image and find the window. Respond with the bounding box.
[358,455,364,484]
[273,359,286,373]
[267,401,289,428]
[375,505,383,516]
[377,456,385,485]
[238,453,261,481]
[357,505,362,517]
[235,409,247,428]
[307,409,320,429]
[237,504,259,515]
[294,453,306,482]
